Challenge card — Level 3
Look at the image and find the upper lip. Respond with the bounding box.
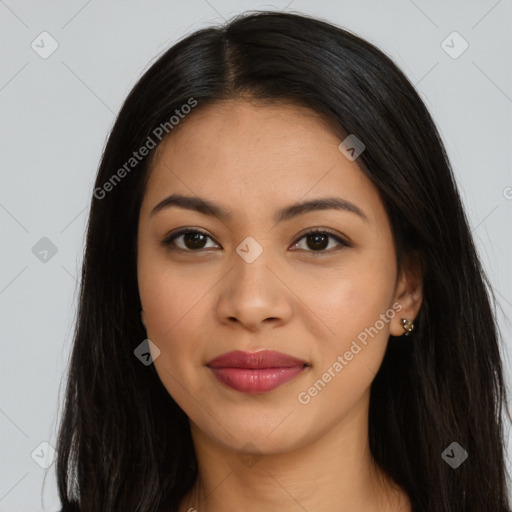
[206,350,309,369]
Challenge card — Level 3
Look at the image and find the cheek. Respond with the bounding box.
[138,262,213,411]
[137,248,210,367]
[300,248,397,394]
[306,253,396,344]
[309,280,393,381]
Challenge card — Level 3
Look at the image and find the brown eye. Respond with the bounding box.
[305,233,330,251]
[161,228,351,254]
[292,229,351,253]
[161,229,219,251]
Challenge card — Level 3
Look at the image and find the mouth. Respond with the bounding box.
[206,350,310,394]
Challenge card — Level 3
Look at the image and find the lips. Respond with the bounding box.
[206,350,309,393]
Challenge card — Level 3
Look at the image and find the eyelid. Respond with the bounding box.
[161,227,219,249]
[160,226,352,252]
[292,227,352,247]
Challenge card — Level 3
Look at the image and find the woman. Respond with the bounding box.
[55,10,511,512]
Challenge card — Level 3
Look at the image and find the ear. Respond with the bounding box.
[390,250,424,337]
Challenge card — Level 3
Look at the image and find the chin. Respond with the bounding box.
[192,413,315,456]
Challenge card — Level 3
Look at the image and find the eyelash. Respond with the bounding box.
[160,227,352,254]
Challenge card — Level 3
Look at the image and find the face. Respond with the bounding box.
[137,99,417,454]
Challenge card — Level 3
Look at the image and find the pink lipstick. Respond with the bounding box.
[206,350,309,393]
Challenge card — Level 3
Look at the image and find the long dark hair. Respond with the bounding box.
[55,10,511,511]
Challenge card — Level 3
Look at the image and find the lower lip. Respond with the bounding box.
[208,366,307,393]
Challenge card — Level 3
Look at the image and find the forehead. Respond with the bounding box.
[151,99,345,172]
[141,99,382,224]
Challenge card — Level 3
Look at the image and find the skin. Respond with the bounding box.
[137,99,423,512]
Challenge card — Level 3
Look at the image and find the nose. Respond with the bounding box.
[214,246,294,331]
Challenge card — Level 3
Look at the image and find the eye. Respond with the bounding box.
[160,227,352,253]
[161,228,219,251]
[291,228,352,253]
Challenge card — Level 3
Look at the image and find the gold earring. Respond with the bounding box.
[401,318,414,336]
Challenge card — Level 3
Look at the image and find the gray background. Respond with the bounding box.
[1,0,511,510]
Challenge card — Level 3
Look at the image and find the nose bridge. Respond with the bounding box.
[231,234,275,293]
[215,233,292,327]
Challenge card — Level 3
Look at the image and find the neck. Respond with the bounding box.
[180,394,410,512]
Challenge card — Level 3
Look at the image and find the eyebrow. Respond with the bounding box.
[150,193,369,224]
